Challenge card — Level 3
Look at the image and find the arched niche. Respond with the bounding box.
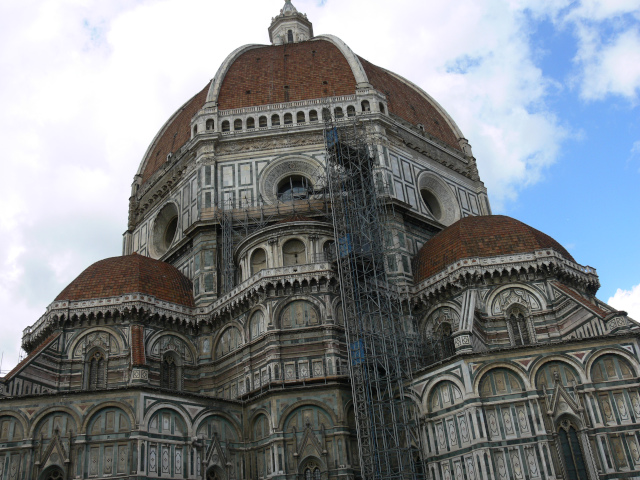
[250,248,267,275]
[428,380,464,412]
[34,411,77,441]
[148,408,188,438]
[283,404,334,433]
[280,300,320,329]
[0,415,24,443]
[215,326,243,359]
[252,413,270,441]
[478,368,525,398]
[196,414,240,444]
[590,353,635,383]
[249,310,267,340]
[535,360,582,391]
[282,238,307,266]
[87,407,131,437]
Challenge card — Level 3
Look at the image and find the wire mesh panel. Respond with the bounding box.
[323,113,424,480]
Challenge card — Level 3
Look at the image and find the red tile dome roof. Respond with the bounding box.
[413,215,575,284]
[55,254,194,307]
[138,39,462,186]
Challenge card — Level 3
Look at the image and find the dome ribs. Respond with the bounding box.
[358,56,461,152]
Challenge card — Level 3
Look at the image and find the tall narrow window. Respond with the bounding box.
[259,116,267,127]
[297,111,305,124]
[558,421,588,480]
[309,110,318,122]
[88,350,106,390]
[509,312,530,346]
[288,30,294,43]
[361,100,370,112]
[161,354,177,390]
[284,113,293,125]
[271,114,280,126]
[347,105,356,117]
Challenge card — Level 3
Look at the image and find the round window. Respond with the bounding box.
[420,189,442,220]
[151,203,179,257]
[277,175,311,202]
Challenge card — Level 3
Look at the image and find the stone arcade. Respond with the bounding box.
[1,2,639,480]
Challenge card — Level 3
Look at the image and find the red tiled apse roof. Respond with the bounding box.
[413,215,575,284]
[56,254,194,307]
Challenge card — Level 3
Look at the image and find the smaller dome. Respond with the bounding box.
[413,215,575,283]
[55,254,194,307]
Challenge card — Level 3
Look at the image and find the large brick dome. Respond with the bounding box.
[55,254,194,307]
[137,38,465,186]
[413,215,575,283]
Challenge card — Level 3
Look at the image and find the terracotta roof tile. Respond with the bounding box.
[413,215,575,283]
[141,82,211,184]
[55,254,194,307]
[359,57,461,152]
[2,332,60,382]
[218,40,356,110]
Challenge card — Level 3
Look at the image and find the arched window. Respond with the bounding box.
[297,111,305,123]
[334,107,344,119]
[87,350,106,390]
[251,248,267,275]
[250,310,266,340]
[277,175,310,201]
[558,419,588,480]
[206,119,214,130]
[161,353,178,390]
[347,105,356,117]
[304,467,321,480]
[508,309,530,346]
[284,113,293,125]
[271,114,281,126]
[283,239,306,266]
[247,117,255,129]
[361,100,370,112]
[309,110,318,122]
[222,120,230,132]
[435,323,454,360]
[379,102,386,114]
[234,119,242,131]
[259,116,268,127]
[322,108,331,121]
[193,125,198,136]
[288,29,294,43]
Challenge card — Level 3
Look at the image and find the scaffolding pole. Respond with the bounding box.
[323,113,423,480]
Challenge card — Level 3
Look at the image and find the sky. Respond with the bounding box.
[0,0,638,372]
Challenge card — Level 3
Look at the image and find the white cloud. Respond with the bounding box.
[608,283,640,321]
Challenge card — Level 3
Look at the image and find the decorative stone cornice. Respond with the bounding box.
[412,249,599,306]
[22,294,196,352]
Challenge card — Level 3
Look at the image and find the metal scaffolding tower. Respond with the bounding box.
[323,113,424,480]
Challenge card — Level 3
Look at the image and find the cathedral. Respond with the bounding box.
[1,2,639,480]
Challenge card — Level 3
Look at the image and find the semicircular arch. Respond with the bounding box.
[278,400,337,431]
[80,401,137,434]
[472,362,531,394]
[585,347,640,379]
[529,355,588,387]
